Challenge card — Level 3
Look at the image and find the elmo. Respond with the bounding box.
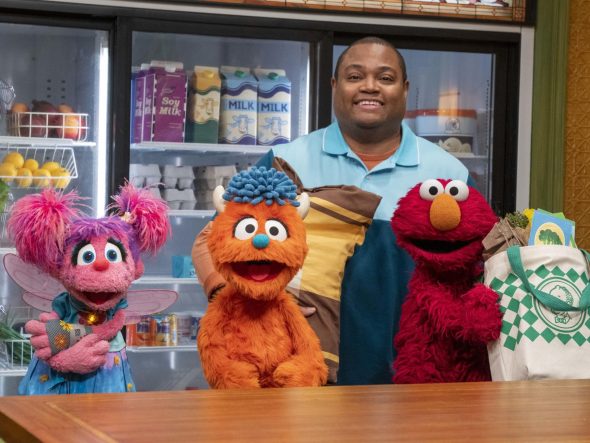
[391,179,502,383]
[197,167,327,388]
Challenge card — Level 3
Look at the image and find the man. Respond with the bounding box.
[193,36,470,385]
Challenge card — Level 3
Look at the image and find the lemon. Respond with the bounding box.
[15,168,32,187]
[23,158,39,171]
[3,152,24,169]
[0,162,17,184]
[51,168,70,189]
[41,161,61,173]
[32,168,51,187]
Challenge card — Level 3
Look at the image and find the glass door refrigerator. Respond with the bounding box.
[118,17,326,391]
[0,15,112,395]
[333,32,519,215]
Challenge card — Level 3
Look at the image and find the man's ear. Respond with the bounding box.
[331,76,337,89]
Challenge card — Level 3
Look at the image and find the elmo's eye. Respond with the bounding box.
[105,242,123,263]
[234,217,258,240]
[445,180,469,201]
[265,220,288,241]
[77,244,96,266]
[419,179,444,201]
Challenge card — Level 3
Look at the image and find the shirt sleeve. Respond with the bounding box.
[192,221,227,300]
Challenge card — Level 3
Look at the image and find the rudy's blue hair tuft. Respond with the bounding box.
[223,166,300,207]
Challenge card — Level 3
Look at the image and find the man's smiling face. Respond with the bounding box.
[332,42,409,135]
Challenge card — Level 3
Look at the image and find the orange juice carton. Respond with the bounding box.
[146,60,187,142]
[186,66,221,143]
[254,68,291,146]
[219,66,257,145]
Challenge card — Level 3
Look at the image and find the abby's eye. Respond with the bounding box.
[105,242,123,263]
[444,180,469,202]
[77,244,96,266]
[265,220,288,241]
[234,217,258,240]
[419,179,444,201]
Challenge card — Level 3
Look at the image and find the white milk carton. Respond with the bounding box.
[219,66,257,145]
[254,68,291,146]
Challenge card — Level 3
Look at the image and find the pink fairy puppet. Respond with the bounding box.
[5,183,176,394]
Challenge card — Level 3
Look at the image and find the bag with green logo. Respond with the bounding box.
[484,245,590,380]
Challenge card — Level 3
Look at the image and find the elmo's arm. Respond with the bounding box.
[425,283,502,343]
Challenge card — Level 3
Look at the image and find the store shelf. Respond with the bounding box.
[134,276,198,285]
[127,344,196,353]
[132,142,270,155]
[450,153,487,160]
[168,209,214,218]
[0,136,95,148]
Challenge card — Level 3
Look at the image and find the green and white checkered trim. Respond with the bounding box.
[489,265,590,351]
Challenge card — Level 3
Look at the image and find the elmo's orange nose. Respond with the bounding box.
[429,194,461,231]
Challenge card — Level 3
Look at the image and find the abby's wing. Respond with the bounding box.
[125,290,178,324]
[4,253,65,311]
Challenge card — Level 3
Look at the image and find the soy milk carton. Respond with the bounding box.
[186,66,221,143]
[147,60,187,142]
[254,68,291,146]
[219,66,257,145]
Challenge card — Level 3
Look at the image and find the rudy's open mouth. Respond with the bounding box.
[82,291,119,305]
[231,261,285,282]
[409,238,473,254]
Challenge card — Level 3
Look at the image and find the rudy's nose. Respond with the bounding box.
[429,194,461,231]
[93,256,110,271]
[252,234,270,249]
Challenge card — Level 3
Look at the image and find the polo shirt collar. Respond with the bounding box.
[322,121,420,167]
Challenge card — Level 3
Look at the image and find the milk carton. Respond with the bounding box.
[186,66,221,143]
[254,68,291,146]
[132,63,150,143]
[146,60,187,143]
[219,66,257,145]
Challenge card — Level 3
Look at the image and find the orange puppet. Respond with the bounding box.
[197,167,328,388]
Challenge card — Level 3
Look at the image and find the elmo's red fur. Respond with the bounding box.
[198,198,327,388]
[391,179,502,383]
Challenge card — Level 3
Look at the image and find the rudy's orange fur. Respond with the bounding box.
[197,201,328,388]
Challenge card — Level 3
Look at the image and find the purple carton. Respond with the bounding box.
[146,60,187,143]
[132,64,149,143]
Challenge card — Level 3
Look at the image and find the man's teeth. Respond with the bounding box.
[358,100,381,105]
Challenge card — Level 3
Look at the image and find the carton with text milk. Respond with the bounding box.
[186,66,221,143]
[219,66,257,145]
[146,60,187,142]
[254,68,291,146]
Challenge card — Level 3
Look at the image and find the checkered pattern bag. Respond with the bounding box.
[484,245,590,381]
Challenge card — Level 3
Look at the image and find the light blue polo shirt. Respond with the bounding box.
[258,121,470,385]
[271,121,469,221]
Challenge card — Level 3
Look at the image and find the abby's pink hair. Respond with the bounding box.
[8,184,170,275]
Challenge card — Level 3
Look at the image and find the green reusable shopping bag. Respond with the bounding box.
[484,245,590,381]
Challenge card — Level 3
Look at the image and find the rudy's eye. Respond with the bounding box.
[445,180,469,202]
[77,244,96,266]
[234,217,258,240]
[105,242,123,263]
[419,179,444,201]
[265,220,288,242]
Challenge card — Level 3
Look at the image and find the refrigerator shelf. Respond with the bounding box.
[0,136,95,148]
[0,338,31,376]
[131,142,270,156]
[134,276,198,285]
[127,344,196,353]
[168,209,214,218]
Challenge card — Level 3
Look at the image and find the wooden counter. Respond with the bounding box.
[0,379,589,442]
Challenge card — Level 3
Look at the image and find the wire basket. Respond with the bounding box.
[0,145,78,189]
[8,112,89,141]
[0,338,32,370]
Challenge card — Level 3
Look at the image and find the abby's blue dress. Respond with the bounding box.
[19,293,136,395]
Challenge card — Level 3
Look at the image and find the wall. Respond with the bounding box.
[564,0,590,248]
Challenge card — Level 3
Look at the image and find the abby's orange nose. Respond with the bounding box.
[429,193,461,231]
